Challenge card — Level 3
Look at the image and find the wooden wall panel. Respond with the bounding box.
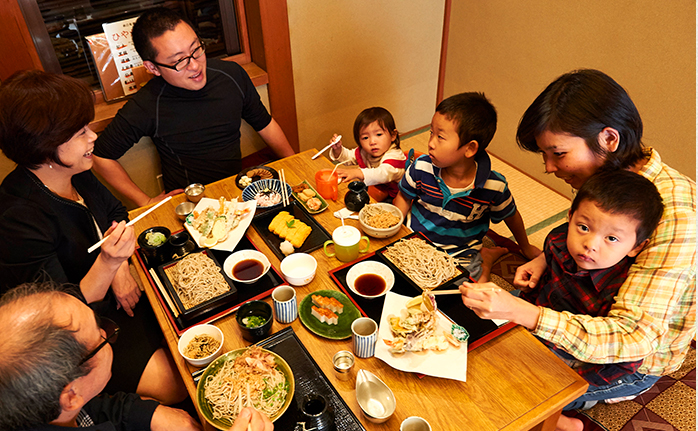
[0,0,43,80]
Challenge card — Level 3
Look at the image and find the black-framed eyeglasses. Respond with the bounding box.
[150,42,206,72]
[79,315,120,366]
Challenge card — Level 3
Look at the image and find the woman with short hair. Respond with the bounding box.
[0,70,186,404]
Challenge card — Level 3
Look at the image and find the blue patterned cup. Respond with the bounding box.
[272,285,297,324]
[351,317,378,358]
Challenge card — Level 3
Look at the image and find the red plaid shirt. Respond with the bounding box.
[522,223,642,386]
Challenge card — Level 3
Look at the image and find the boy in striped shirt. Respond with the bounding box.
[394,92,540,281]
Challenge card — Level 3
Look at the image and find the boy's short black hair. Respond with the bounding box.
[435,92,497,155]
[133,7,194,62]
[570,170,663,246]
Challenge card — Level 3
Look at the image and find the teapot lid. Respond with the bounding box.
[347,180,367,191]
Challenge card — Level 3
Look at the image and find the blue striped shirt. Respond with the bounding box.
[399,152,516,254]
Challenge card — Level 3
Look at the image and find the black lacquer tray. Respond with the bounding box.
[330,232,515,350]
[193,327,366,431]
[136,232,286,335]
[250,200,332,261]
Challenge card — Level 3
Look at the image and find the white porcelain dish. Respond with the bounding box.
[280,253,317,286]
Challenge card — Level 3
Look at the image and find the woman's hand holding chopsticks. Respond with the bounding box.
[458,281,541,330]
[99,220,136,264]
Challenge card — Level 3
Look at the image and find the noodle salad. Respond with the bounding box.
[203,347,291,423]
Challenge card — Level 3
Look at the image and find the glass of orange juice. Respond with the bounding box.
[315,169,339,200]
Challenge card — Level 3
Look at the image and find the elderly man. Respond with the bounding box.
[0,283,272,431]
[92,7,295,207]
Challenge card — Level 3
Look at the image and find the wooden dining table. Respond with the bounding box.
[128,149,587,431]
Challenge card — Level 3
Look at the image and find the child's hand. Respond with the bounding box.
[519,243,542,261]
[513,254,547,291]
[336,166,364,183]
[330,134,343,158]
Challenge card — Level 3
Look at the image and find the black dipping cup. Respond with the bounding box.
[236,300,273,342]
[169,231,196,257]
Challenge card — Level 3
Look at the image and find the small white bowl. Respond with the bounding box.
[280,253,317,286]
[177,324,224,368]
[359,203,403,238]
[223,250,271,284]
[346,261,395,298]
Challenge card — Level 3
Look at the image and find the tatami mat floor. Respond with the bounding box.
[400,130,571,250]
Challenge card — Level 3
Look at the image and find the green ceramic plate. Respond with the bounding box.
[298,289,361,339]
[196,348,295,429]
[291,180,328,214]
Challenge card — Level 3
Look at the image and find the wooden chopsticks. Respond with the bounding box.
[149,268,180,317]
[88,196,172,253]
[279,169,289,207]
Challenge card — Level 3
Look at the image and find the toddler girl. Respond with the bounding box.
[329,107,407,200]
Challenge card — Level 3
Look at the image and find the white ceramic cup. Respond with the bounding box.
[272,285,297,324]
[351,317,378,358]
[400,416,432,431]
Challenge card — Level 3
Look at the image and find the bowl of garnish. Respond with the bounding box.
[137,226,171,264]
[242,179,292,209]
[359,203,403,238]
[223,250,271,284]
[185,183,206,203]
[236,300,273,342]
[178,324,224,368]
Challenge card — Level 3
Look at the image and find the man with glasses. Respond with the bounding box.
[0,282,272,431]
[92,7,295,207]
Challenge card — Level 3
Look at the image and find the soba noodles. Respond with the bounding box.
[204,346,288,422]
[382,237,458,289]
[361,204,401,229]
[184,334,220,359]
[172,253,229,309]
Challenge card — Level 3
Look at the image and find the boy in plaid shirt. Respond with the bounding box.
[521,170,663,388]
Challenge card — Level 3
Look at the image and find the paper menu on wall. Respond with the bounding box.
[102,17,143,96]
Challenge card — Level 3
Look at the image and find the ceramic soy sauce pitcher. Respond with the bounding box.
[344,181,370,212]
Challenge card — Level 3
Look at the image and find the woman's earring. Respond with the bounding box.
[49,164,53,169]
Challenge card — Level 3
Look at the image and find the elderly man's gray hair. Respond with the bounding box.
[0,282,92,430]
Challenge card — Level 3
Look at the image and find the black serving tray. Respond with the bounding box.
[136,232,286,335]
[250,200,332,261]
[193,327,366,431]
[330,233,514,350]
[157,250,238,325]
